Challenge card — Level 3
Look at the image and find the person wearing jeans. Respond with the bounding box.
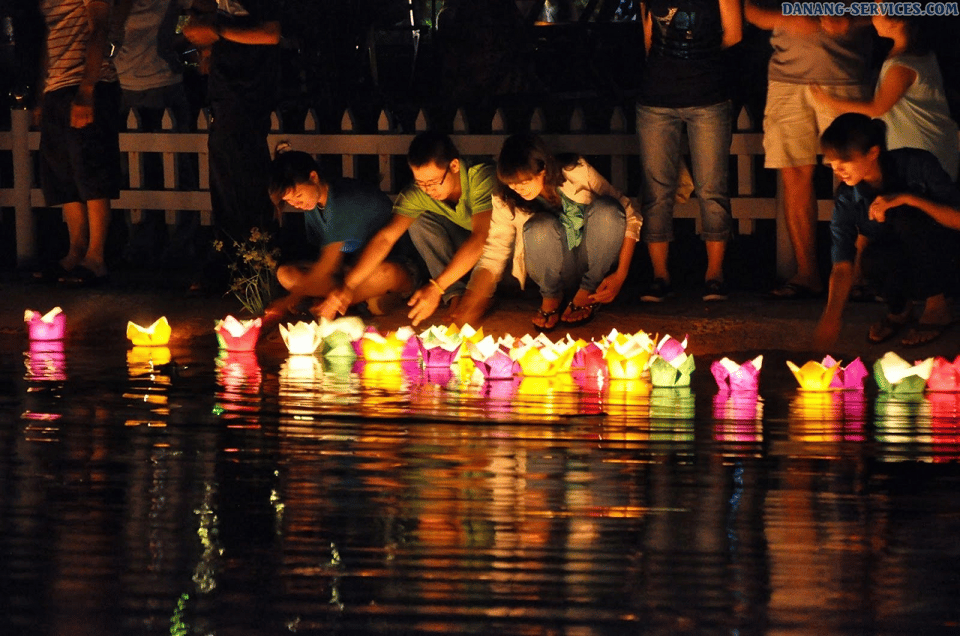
[637,0,741,302]
[453,133,642,331]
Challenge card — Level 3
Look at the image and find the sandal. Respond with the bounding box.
[767,282,822,300]
[561,301,599,328]
[900,322,949,347]
[532,306,561,332]
[867,314,911,344]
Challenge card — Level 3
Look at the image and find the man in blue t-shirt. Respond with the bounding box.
[813,114,960,349]
[264,150,420,320]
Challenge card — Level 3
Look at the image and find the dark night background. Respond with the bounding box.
[1,0,958,133]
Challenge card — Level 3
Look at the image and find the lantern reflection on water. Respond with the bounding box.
[25,339,67,382]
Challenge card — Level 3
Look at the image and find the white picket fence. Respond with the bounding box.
[0,105,831,274]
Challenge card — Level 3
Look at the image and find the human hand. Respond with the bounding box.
[588,272,626,305]
[812,314,842,351]
[70,89,94,128]
[869,194,907,223]
[182,17,219,47]
[317,287,354,320]
[407,285,441,327]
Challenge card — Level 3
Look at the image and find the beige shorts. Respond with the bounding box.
[763,81,869,169]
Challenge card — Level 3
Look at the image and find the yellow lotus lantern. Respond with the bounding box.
[279,321,323,355]
[360,326,419,361]
[605,331,655,380]
[786,359,841,391]
[126,317,171,346]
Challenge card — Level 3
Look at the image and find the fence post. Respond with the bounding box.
[13,108,34,267]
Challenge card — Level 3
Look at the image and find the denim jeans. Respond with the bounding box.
[637,100,733,243]
[522,196,625,298]
[407,211,473,301]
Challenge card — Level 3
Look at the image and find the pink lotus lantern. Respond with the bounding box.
[417,325,463,368]
[24,307,66,341]
[711,355,763,392]
[468,336,521,380]
[127,317,172,346]
[927,355,960,392]
[215,316,262,351]
[823,355,869,390]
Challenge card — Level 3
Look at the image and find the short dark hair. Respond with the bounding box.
[268,149,324,204]
[407,131,460,168]
[820,113,887,159]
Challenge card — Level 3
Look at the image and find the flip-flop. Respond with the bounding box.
[900,322,949,347]
[867,314,911,344]
[533,306,561,332]
[767,282,822,300]
[560,301,599,328]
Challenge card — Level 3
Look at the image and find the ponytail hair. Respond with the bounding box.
[820,113,887,159]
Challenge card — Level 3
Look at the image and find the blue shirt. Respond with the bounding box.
[830,148,960,264]
[304,178,394,254]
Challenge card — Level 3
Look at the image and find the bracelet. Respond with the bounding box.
[429,279,446,295]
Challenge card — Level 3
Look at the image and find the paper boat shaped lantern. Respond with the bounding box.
[786,359,840,391]
[318,316,366,359]
[417,325,463,368]
[605,331,655,380]
[360,326,419,361]
[649,334,695,387]
[215,316,261,351]
[821,355,868,390]
[468,335,521,380]
[279,321,323,355]
[873,352,933,394]
[711,355,763,392]
[127,317,171,346]
[925,355,960,392]
[25,307,66,341]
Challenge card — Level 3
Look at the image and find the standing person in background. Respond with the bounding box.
[35,0,121,287]
[636,0,742,302]
[113,0,199,268]
[182,0,280,292]
[811,13,958,181]
[745,2,871,299]
[453,133,641,330]
[319,131,497,327]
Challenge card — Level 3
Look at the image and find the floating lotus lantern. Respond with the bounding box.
[24,307,66,341]
[318,316,366,359]
[873,352,933,394]
[926,355,960,392]
[360,326,419,361]
[512,337,576,377]
[786,359,840,391]
[215,316,261,351]
[711,355,763,392]
[417,325,463,368]
[127,317,171,346]
[605,331,654,380]
[278,320,323,355]
[649,334,695,387]
[468,335,521,380]
[822,355,869,390]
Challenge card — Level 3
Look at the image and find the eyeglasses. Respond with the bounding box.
[414,164,450,191]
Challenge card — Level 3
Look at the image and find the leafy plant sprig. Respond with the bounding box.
[213,227,280,317]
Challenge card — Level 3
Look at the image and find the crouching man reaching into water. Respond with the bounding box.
[813,113,960,350]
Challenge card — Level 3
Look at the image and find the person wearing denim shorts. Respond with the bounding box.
[744,4,871,298]
[637,0,742,302]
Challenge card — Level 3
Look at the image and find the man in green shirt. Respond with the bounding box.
[319,131,496,326]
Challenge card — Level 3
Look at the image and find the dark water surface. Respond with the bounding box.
[3,339,960,635]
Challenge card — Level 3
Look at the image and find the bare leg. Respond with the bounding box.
[80,198,110,276]
[60,201,89,271]
[705,240,725,282]
[780,165,821,292]
[647,241,670,282]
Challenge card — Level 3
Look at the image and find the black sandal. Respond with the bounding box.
[561,301,599,328]
[533,306,561,332]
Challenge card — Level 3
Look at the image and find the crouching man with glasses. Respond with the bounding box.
[319,131,496,326]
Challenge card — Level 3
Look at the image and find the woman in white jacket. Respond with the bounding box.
[453,133,642,330]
